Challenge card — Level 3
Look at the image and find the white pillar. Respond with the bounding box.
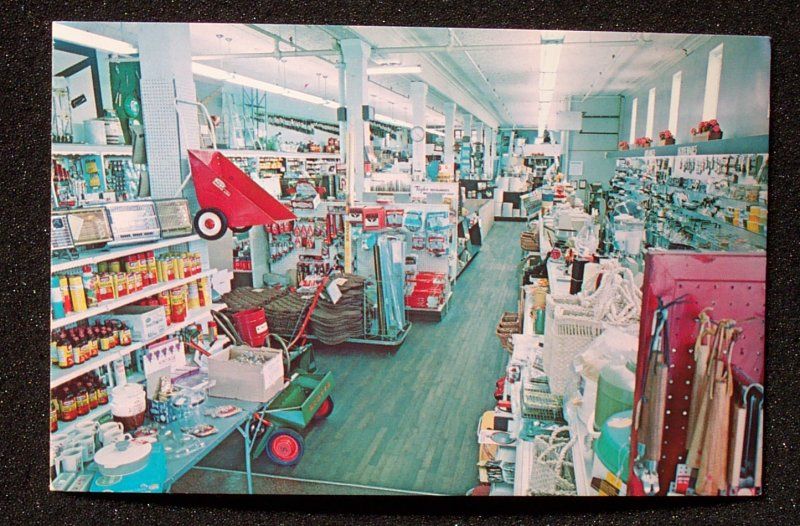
[410,81,428,181]
[138,23,200,199]
[340,39,371,202]
[337,63,347,164]
[443,101,456,170]
[484,126,493,179]
[462,113,473,143]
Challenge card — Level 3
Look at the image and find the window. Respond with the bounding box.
[702,44,724,120]
[629,97,638,143]
[668,71,682,134]
[645,87,656,138]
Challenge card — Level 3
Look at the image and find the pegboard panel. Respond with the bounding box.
[140,78,182,199]
[628,251,766,496]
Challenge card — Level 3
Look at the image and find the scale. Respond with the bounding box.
[66,207,115,247]
[154,198,194,238]
[105,201,161,246]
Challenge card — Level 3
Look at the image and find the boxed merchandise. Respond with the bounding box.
[208,346,284,402]
[97,305,167,341]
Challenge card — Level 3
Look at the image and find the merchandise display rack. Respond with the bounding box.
[628,251,766,496]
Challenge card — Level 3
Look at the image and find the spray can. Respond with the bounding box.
[68,274,87,312]
[187,282,200,311]
[170,286,187,323]
[51,275,66,319]
[81,266,98,308]
[147,251,158,284]
[59,275,73,313]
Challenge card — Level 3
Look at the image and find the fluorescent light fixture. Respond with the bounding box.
[367,65,422,75]
[374,113,413,128]
[426,129,445,137]
[53,22,138,55]
[539,72,557,91]
[192,62,339,109]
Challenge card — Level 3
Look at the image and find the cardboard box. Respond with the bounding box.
[208,346,284,402]
[98,305,167,341]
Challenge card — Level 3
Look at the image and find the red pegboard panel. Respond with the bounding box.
[628,251,766,496]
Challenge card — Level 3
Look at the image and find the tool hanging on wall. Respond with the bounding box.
[633,294,687,496]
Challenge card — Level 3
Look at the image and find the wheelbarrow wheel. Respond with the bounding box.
[230,226,252,234]
[265,428,305,466]
[313,396,334,420]
[194,208,228,240]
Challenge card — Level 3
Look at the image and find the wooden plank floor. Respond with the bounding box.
[182,221,525,495]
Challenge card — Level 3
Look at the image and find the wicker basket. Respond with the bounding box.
[543,298,604,396]
[496,312,521,353]
[520,230,540,252]
[529,427,577,495]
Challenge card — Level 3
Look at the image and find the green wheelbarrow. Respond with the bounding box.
[248,371,334,466]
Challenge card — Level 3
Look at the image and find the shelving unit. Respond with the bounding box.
[51,269,218,330]
[51,305,226,388]
[51,235,200,273]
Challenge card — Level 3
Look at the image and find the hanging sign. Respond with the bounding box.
[644,149,656,158]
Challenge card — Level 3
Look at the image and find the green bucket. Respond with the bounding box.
[593,409,632,484]
[593,360,636,431]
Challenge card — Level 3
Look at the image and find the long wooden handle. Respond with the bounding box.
[642,360,669,463]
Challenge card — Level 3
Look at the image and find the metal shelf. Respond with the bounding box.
[51,235,200,273]
[51,269,218,330]
[51,143,134,156]
[215,148,340,160]
[50,305,223,388]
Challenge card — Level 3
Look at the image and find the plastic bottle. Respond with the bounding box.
[534,307,546,335]
[51,275,66,319]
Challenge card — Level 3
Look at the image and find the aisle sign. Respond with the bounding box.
[644,149,656,157]
[678,145,698,156]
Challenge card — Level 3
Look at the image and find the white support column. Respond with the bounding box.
[443,101,456,170]
[484,126,494,178]
[337,63,347,164]
[462,113,473,143]
[340,39,370,202]
[137,23,200,200]
[410,81,428,181]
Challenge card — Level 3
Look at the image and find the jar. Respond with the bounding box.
[87,381,98,410]
[75,383,90,416]
[50,398,59,433]
[96,379,109,405]
[57,340,73,369]
[59,388,78,422]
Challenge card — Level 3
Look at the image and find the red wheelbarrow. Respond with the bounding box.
[186,150,296,240]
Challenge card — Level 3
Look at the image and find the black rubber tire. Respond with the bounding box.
[230,226,252,234]
[265,428,305,466]
[194,208,228,240]
[313,396,334,420]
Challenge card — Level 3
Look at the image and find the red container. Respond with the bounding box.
[231,308,269,347]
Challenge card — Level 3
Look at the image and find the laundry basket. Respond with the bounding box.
[543,298,603,396]
[529,427,577,496]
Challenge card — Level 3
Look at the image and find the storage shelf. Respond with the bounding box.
[56,404,113,435]
[51,143,134,156]
[50,305,223,388]
[51,269,218,330]
[216,148,341,160]
[51,235,200,273]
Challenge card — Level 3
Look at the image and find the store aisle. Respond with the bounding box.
[180,221,526,495]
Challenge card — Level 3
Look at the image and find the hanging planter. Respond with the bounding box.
[618,141,630,151]
[690,120,723,142]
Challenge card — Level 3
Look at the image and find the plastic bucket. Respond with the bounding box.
[232,308,269,347]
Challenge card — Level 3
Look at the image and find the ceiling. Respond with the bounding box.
[58,22,712,130]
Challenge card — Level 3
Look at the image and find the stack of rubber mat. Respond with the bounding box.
[262,292,310,336]
[309,274,367,345]
[220,287,288,312]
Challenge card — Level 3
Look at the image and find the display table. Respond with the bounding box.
[76,396,262,494]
